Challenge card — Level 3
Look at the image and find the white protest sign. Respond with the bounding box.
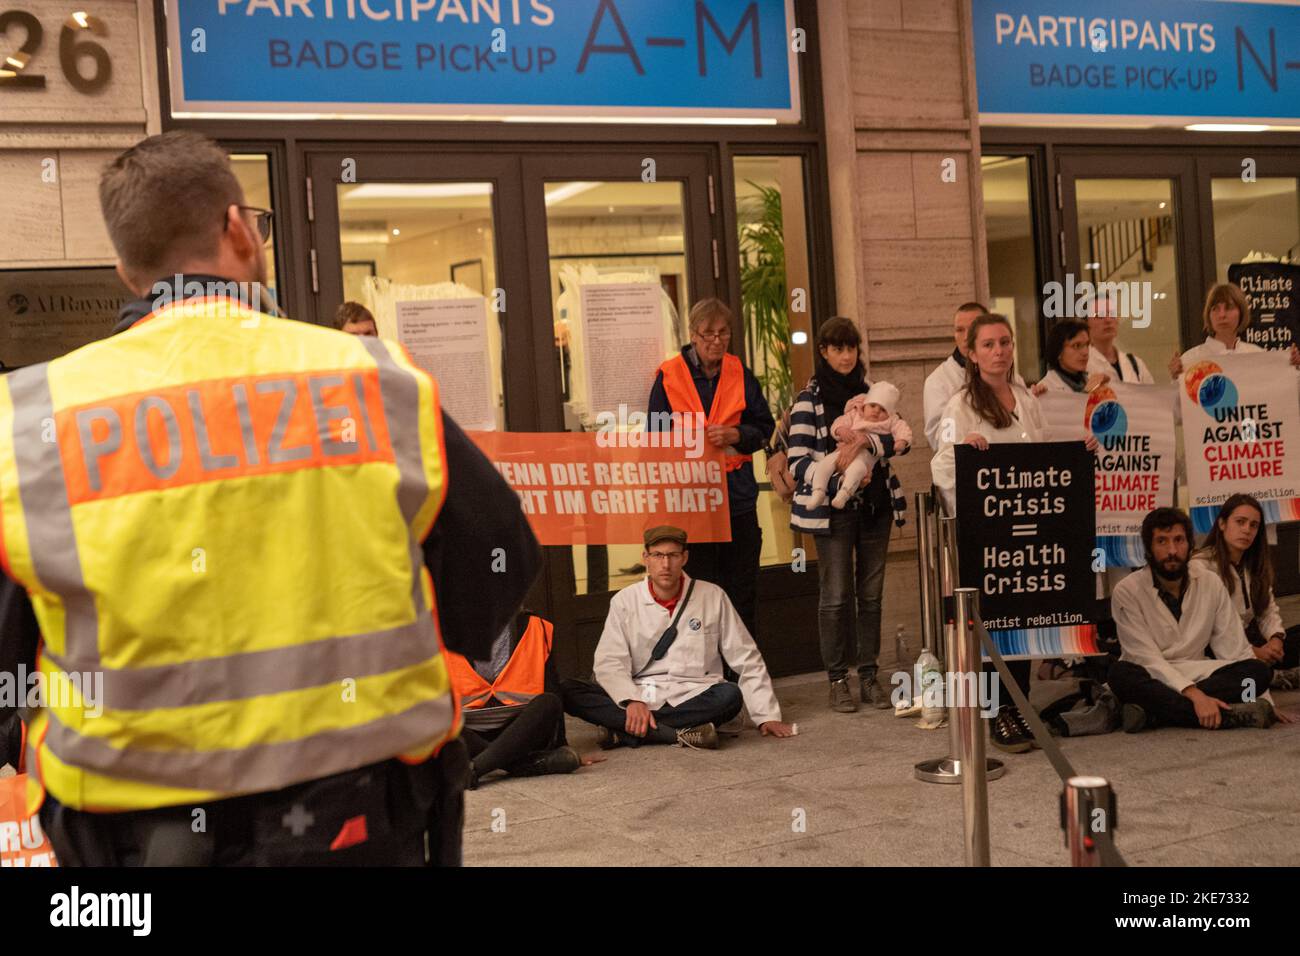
[1179,351,1300,533]
[395,297,497,432]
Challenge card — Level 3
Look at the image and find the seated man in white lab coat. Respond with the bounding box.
[1110,507,1279,733]
[562,526,795,750]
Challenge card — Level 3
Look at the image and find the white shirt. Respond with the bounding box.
[1112,562,1257,692]
[1189,553,1284,642]
[922,351,1025,449]
[1179,335,1264,370]
[929,383,1051,515]
[1038,368,1084,393]
[593,574,782,725]
[1088,344,1155,385]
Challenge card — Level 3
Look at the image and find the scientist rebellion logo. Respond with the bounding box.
[1084,386,1127,439]
[1184,360,1238,412]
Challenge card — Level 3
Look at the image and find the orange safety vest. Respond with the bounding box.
[657,353,752,472]
[445,615,552,710]
[0,295,459,814]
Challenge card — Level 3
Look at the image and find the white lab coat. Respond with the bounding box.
[1189,553,1285,641]
[922,352,1025,450]
[593,574,782,725]
[1037,368,1085,393]
[1087,344,1155,385]
[1112,562,1258,693]
[929,383,1052,516]
[1179,335,1264,370]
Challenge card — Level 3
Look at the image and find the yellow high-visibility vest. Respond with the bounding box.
[0,296,460,814]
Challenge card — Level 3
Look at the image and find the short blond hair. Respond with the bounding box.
[1202,283,1251,336]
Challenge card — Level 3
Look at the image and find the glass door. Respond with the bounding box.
[1058,154,1202,381]
[519,152,720,618]
[307,151,538,432]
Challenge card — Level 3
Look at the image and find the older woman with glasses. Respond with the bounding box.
[648,299,774,645]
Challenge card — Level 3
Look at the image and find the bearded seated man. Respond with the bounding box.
[1109,507,1282,733]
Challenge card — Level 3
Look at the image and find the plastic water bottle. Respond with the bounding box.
[916,647,945,724]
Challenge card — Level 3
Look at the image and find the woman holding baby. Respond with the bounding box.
[788,317,912,714]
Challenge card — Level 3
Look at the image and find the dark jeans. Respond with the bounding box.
[683,508,762,640]
[1109,658,1274,728]
[561,678,743,746]
[461,692,567,778]
[40,744,468,866]
[1252,622,1300,670]
[816,505,892,682]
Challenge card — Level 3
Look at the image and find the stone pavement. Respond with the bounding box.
[463,674,1300,867]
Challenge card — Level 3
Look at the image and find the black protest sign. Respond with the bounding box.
[1228,262,1300,352]
[954,441,1096,633]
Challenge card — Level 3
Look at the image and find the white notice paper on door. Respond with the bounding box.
[580,282,664,417]
[395,298,497,432]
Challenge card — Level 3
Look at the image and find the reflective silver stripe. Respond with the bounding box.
[493,691,539,705]
[42,693,456,794]
[362,338,433,615]
[7,365,99,666]
[133,396,182,480]
[43,612,442,712]
[461,690,493,707]
[360,338,428,528]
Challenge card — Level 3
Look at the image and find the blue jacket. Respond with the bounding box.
[786,377,908,534]
[648,346,775,516]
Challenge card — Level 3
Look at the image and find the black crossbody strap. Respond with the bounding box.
[633,579,696,679]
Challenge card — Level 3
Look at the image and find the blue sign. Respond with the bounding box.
[166,0,799,121]
[973,0,1300,123]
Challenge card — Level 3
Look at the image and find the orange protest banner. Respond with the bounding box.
[0,775,57,867]
[468,432,732,545]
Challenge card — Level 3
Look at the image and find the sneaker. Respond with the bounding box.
[676,723,719,750]
[829,678,857,713]
[508,746,582,778]
[859,674,892,710]
[1121,702,1150,733]
[595,726,625,750]
[989,706,1033,753]
[717,711,747,736]
[1013,707,1042,749]
[1219,700,1277,730]
[1271,666,1300,691]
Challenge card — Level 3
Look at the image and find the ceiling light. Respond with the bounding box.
[1184,124,1270,132]
[345,183,492,200]
[544,182,600,205]
[392,228,400,236]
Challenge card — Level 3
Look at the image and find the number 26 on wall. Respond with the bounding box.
[0,10,111,93]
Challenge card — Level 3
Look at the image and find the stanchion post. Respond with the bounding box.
[914,521,1005,793]
[953,587,991,867]
[1062,776,1113,867]
[914,491,940,658]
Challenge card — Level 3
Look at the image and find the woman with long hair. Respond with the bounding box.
[1192,494,1300,695]
[931,313,1097,752]
[787,317,910,713]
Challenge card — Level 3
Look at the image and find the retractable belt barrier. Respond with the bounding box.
[976,614,1127,868]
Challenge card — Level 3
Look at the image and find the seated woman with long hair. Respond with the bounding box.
[1192,494,1300,695]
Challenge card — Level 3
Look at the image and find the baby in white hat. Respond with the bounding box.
[807,381,912,510]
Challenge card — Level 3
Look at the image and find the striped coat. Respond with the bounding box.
[787,377,908,534]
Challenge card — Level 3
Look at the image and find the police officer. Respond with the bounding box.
[0,131,540,866]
